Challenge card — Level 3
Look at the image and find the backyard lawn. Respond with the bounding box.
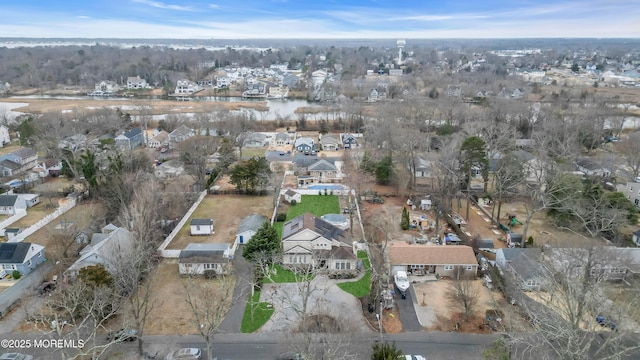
[337,251,371,298]
[241,290,274,333]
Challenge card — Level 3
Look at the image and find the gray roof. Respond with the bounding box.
[275,132,290,141]
[123,128,142,139]
[500,248,541,262]
[179,243,228,264]
[509,249,544,281]
[170,125,193,137]
[477,239,495,249]
[237,214,268,235]
[308,159,337,171]
[283,213,348,245]
[11,147,37,159]
[0,160,21,170]
[0,242,31,263]
[284,189,298,197]
[295,137,314,147]
[0,195,19,207]
[320,135,339,145]
[191,218,213,226]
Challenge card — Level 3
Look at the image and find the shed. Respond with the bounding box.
[190,218,214,236]
[420,199,432,211]
[284,189,301,204]
[507,233,524,247]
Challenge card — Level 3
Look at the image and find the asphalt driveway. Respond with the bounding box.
[395,284,423,331]
[219,246,252,333]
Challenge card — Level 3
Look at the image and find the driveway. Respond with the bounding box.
[219,246,253,333]
[258,276,373,333]
[395,284,423,332]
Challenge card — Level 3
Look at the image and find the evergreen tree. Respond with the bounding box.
[371,341,402,360]
[401,207,410,230]
[242,222,281,263]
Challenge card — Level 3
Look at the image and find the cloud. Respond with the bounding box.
[132,0,192,11]
[76,16,92,19]
[208,4,219,9]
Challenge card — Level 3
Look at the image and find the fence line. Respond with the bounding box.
[157,190,208,255]
[9,198,78,243]
[0,209,27,236]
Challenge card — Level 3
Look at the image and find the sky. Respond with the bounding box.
[0,0,639,39]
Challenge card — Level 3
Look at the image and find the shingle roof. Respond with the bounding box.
[11,147,37,159]
[0,159,21,170]
[191,218,213,226]
[237,214,268,235]
[0,195,19,207]
[0,242,31,263]
[284,189,298,197]
[387,244,477,266]
[123,128,142,139]
[500,248,541,262]
[330,246,356,260]
[320,135,339,145]
[179,243,228,264]
[308,159,337,171]
[283,213,348,245]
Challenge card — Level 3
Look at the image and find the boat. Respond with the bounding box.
[394,270,410,299]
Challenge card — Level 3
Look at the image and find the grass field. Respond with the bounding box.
[337,251,371,298]
[241,148,267,160]
[263,264,313,284]
[241,290,274,333]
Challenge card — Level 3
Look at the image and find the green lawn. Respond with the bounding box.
[337,251,371,298]
[273,195,341,238]
[241,148,266,160]
[240,290,274,333]
[263,264,313,283]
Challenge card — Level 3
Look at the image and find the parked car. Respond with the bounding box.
[166,348,202,360]
[400,355,427,360]
[276,352,305,360]
[0,354,34,360]
[106,329,138,342]
[36,281,56,296]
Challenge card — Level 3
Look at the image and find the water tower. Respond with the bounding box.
[396,39,406,64]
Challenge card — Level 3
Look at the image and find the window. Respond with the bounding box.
[465,265,473,271]
[27,260,32,267]
[526,280,538,287]
[196,225,200,231]
[444,265,454,271]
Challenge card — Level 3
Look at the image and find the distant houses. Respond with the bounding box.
[126,76,149,89]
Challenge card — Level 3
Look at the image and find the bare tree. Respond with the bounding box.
[184,275,235,360]
[507,246,640,360]
[618,131,640,180]
[447,266,479,321]
[32,280,123,360]
[113,182,164,355]
[178,136,220,188]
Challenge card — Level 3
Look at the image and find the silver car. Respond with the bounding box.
[166,348,202,360]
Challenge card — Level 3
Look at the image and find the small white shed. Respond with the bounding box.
[420,199,432,211]
[284,189,302,204]
[190,218,214,236]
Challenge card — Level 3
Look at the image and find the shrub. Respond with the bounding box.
[12,270,21,280]
[203,270,217,279]
[276,213,287,222]
[290,199,297,206]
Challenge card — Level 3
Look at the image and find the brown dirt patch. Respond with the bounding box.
[145,259,236,335]
[413,279,511,334]
[381,306,403,334]
[166,194,274,250]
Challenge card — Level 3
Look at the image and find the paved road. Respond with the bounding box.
[395,284,423,332]
[0,260,53,325]
[219,246,252,333]
[1,332,499,360]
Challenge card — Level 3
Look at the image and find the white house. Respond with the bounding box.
[319,135,340,151]
[126,76,148,89]
[175,79,200,94]
[190,218,214,236]
[633,230,640,246]
[178,243,230,276]
[0,242,45,277]
[0,125,10,147]
[65,226,134,278]
[147,130,169,149]
[236,214,268,244]
[0,195,26,215]
[93,80,120,94]
[283,189,301,204]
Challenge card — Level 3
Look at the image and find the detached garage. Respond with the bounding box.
[236,214,268,244]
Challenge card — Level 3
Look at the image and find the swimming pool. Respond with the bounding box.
[307,184,345,190]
